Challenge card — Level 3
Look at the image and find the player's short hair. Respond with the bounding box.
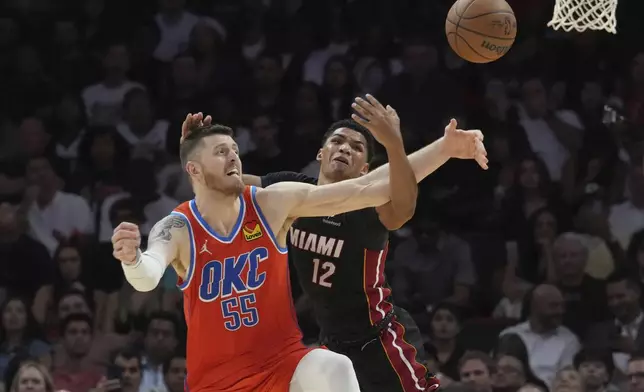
[322,119,375,162]
[60,313,93,336]
[179,124,234,168]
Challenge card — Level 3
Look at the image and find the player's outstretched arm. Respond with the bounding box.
[257,173,391,219]
[367,119,488,185]
[112,216,186,292]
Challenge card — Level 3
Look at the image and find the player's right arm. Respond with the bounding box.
[111,216,187,292]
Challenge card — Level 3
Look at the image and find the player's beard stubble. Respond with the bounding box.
[204,170,244,197]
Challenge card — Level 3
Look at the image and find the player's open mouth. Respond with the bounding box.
[226,168,239,176]
[332,156,350,165]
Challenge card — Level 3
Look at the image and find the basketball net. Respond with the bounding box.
[547,0,618,34]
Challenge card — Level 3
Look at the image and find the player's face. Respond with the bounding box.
[188,134,244,197]
[318,128,369,182]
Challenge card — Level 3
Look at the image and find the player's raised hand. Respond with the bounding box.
[442,119,489,170]
[180,112,213,143]
[351,95,402,148]
[111,222,141,265]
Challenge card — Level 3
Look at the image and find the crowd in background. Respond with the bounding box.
[2,0,644,391]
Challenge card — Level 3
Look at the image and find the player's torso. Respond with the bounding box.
[173,187,304,390]
[289,207,392,338]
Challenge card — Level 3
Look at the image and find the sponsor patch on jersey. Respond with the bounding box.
[242,221,263,241]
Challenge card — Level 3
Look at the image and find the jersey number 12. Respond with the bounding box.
[312,258,336,288]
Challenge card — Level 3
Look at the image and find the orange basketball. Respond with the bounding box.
[445,0,517,63]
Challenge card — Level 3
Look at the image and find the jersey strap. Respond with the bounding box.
[247,186,288,254]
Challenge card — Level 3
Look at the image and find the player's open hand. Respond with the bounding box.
[181,112,213,143]
[351,95,403,148]
[442,119,488,170]
[111,222,141,265]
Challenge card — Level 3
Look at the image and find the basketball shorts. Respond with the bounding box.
[322,307,431,392]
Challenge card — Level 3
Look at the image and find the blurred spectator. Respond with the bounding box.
[9,361,56,392]
[32,241,91,327]
[587,272,644,376]
[140,313,179,392]
[116,88,170,159]
[152,0,198,63]
[494,353,549,392]
[574,348,619,392]
[162,351,186,392]
[71,126,130,206]
[98,158,177,243]
[500,285,580,388]
[81,43,145,126]
[0,202,53,300]
[242,113,286,175]
[393,216,476,313]
[628,354,644,392]
[551,232,609,337]
[457,351,494,392]
[91,349,142,392]
[24,156,94,256]
[517,76,584,182]
[610,166,644,250]
[0,297,49,379]
[52,291,129,370]
[52,314,103,392]
[427,303,466,380]
[551,367,585,392]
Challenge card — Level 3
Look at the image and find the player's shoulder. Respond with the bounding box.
[150,214,190,237]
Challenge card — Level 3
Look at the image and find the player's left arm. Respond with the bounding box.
[257,176,391,220]
[367,119,488,185]
[350,96,417,230]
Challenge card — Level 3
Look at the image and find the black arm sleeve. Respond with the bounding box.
[260,171,318,187]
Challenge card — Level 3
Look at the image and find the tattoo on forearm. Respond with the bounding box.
[149,216,186,243]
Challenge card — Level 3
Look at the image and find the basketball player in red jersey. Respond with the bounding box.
[110,105,433,391]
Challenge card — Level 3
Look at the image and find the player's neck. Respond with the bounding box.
[194,189,242,234]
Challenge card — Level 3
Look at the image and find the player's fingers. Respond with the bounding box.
[354,97,376,117]
[181,113,191,136]
[111,231,139,245]
[115,221,139,232]
[476,154,489,170]
[114,238,139,251]
[445,118,457,133]
[351,102,372,120]
[204,115,213,125]
[365,94,386,112]
[472,129,484,141]
[351,113,370,127]
[386,105,399,119]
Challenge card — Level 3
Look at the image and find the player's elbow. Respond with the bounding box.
[121,253,166,292]
[127,277,160,292]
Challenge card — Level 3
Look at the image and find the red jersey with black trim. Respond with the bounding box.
[171,186,307,391]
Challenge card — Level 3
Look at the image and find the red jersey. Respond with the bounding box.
[172,186,310,391]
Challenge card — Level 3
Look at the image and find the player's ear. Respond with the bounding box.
[186,161,200,177]
[316,149,323,162]
[359,163,369,176]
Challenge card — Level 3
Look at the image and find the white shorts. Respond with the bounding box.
[289,349,361,392]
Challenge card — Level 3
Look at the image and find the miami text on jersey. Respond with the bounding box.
[289,228,345,258]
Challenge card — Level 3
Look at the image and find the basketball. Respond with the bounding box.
[445,0,517,63]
